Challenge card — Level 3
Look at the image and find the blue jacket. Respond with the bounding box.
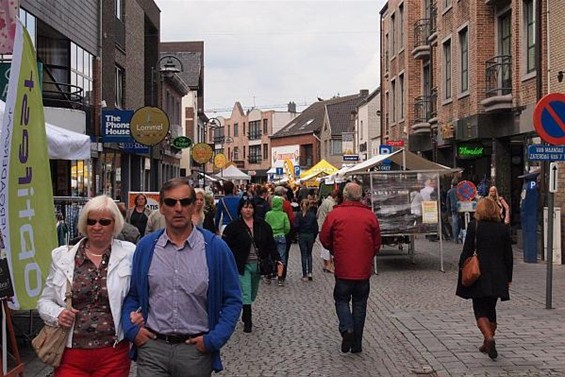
[121,228,242,372]
[215,195,241,227]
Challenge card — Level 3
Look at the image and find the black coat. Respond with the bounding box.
[456,220,513,301]
[222,218,280,275]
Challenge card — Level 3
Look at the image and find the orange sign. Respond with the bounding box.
[192,143,214,164]
[127,191,160,211]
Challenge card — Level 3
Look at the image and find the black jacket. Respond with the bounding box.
[456,220,513,301]
[222,218,280,275]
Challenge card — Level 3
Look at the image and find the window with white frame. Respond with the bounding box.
[459,27,468,93]
[331,139,342,155]
[443,39,452,100]
[524,0,535,73]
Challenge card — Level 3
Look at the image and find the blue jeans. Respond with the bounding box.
[450,212,460,241]
[274,235,287,268]
[333,278,370,351]
[298,233,315,276]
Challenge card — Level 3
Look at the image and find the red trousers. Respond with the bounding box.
[54,340,130,377]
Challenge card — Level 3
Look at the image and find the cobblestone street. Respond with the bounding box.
[24,237,565,376]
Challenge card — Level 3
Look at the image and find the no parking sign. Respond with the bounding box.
[533,93,565,145]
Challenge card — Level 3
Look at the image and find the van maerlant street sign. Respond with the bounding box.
[130,106,170,146]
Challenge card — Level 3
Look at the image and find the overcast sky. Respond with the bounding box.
[155,0,386,116]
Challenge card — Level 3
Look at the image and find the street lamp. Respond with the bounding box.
[149,54,184,190]
[201,117,223,188]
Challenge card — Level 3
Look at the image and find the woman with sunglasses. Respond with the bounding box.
[126,193,152,236]
[222,197,282,333]
[37,195,136,376]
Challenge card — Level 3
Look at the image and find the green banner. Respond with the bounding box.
[0,22,57,310]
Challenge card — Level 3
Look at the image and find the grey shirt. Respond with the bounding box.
[146,228,209,335]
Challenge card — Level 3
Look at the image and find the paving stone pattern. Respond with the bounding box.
[23,237,565,377]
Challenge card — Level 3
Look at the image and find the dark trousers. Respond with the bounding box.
[472,296,499,322]
[333,277,370,351]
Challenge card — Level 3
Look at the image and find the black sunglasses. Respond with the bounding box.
[87,218,113,226]
[163,197,195,207]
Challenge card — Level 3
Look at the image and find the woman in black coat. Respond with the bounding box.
[456,198,513,360]
[223,197,281,333]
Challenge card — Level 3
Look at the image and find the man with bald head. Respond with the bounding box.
[320,182,381,354]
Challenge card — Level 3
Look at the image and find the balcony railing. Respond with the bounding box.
[248,155,262,164]
[414,92,437,124]
[247,130,262,140]
[413,19,431,50]
[485,55,512,97]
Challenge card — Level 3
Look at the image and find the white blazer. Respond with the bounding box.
[37,238,135,347]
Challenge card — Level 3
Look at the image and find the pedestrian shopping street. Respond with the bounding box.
[25,237,565,377]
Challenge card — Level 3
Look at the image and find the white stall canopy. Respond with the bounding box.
[0,100,91,160]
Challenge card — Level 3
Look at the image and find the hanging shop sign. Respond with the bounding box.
[192,143,214,164]
[214,153,227,169]
[171,136,192,149]
[130,106,170,146]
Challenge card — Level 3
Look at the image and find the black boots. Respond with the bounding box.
[242,304,252,333]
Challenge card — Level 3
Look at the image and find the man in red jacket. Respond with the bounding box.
[320,182,381,354]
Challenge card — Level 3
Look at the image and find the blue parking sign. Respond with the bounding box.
[379,145,393,165]
[294,166,300,177]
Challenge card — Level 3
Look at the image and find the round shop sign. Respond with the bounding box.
[214,153,227,169]
[130,106,170,146]
[172,136,193,149]
[192,143,214,164]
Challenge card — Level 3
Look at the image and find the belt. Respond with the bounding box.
[147,328,206,344]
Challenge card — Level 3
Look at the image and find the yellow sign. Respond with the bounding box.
[421,201,439,224]
[192,143,214,164]
[130,106,170,146]
[214,153,227,169]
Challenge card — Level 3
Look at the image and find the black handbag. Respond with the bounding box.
[244,225,276,276]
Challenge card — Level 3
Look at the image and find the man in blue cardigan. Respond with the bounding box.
[122,178,242,375]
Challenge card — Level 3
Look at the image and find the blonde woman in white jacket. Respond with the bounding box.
[37,195,136,376]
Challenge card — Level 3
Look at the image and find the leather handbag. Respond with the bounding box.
[32,279,72,367]
[461,223,480,287]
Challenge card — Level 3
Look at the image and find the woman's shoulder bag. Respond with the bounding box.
[461,222,481,287]
[32,279,72,367]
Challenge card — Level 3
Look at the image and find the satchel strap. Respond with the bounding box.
[221,198,234,222]
[473,221,478,257]
[65,280,72,310]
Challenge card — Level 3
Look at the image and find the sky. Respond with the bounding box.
[155,0,387,117]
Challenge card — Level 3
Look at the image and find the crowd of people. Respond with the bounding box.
[39,176,514,376]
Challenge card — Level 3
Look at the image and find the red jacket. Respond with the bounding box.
[320,201,381,280]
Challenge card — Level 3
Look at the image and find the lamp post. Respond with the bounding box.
[201,117,222,189]
[149,55,183,190]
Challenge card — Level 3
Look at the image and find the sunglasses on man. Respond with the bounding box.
[162,197,195,207]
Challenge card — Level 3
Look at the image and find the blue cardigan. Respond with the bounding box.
[121,228,242,372]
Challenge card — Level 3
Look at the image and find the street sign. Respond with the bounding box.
[549,162,558,193]
[379,145,392,165]
[533,93,565,145]
[343,155,359,161]
[455,180,477,202]
[276,167,283,175]
[294,166,301,177]
[527,144,565,161]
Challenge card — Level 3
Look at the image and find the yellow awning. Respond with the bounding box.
[300,159,338,179]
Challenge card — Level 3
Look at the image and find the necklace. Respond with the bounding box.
[86,249,104,257]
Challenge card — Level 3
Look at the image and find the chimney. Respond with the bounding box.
[360,89,369,97]
[287,101,296,113]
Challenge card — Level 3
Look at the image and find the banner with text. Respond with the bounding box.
[0,21,57,310]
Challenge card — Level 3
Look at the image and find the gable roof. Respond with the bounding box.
[271,93,363,139]
[326,95,363,137]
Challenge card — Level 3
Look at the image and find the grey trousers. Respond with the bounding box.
[136,339,214,377]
